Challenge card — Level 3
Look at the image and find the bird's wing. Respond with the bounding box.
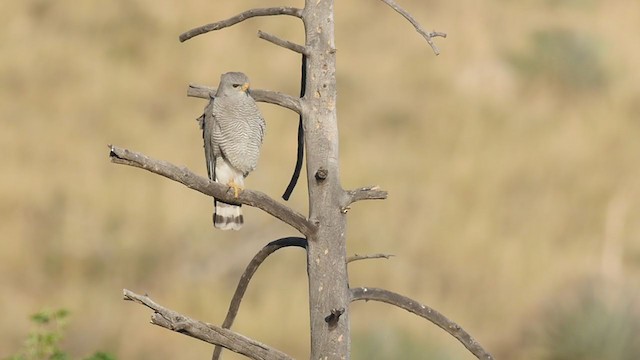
[201,97,216,181]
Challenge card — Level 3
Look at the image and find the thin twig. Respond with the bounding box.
[258,30,308,55]
[108,145,315,236]
[377,0,447,55]
[123,289,294,360]
[179,7,303,42]
[187,84,302,115]
[212,237,307,360]
[350,287,494,360]
[347,253,394,263]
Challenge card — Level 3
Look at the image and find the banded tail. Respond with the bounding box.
[213,159,245,231]
[214,201,243,230]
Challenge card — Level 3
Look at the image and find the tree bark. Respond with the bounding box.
[301,1,351,358]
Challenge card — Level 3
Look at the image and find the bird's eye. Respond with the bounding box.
[232,84,240,88]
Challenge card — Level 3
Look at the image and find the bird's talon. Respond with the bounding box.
[228,180,242,198]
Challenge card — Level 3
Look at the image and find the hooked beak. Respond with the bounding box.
[241,83,250,93]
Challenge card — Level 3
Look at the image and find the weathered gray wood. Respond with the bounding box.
[179,7,303,42]
[299,1,352,358]
[258,30,309,56]
[377,0,447,55]
[109,145,315,237]
[187,84,302,115]
[351,287,494,360]
[347,253,394,263]
[123,289,294,360]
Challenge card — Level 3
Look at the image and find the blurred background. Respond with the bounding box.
[2,0,639,358]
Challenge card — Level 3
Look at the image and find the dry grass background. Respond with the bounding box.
[1,0,640,359]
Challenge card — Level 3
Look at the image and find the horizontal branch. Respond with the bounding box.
[258,30,308,55]
[350,287,494,360]
[188,84,302,115]
[213,237,307,360]
[346,186,388,204]
[347,253,394,263]
[341,186,388,213]
[179,7,303,42]
[108,145,315,237]
[378,0,447,55]
[123,289,293,360]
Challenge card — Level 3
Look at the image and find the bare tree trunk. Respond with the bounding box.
[301,1,351,357]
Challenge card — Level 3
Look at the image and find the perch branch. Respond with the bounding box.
[347,253,394,263]
[179,7,303,42]
[212,237,307,360]
[258,30,308,55]
[187,84,302,115]
[350,287,494,360]
[377,0,447,55]
[123,289,293,360]
[108,145,315,237]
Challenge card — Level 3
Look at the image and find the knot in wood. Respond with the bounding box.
[315,168,328,181]
[324,307,345,329]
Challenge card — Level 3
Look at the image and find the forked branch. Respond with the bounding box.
[187,84,302,115]
[123,289,293,360]
[179,7,303,42]
[350,287,493,360]
[378,0,447,55]
[108,145,315,236]
[212,237,307,360]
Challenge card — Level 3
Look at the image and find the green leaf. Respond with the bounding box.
[54,309,70,320]
[30,311,51,325]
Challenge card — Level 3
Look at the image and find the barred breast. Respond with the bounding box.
[212,93,265,175]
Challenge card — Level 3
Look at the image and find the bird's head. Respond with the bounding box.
[217,72,251,97]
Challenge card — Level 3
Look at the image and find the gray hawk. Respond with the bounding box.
[199,72,265,230]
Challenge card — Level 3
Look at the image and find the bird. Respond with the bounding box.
[198,72,265,230]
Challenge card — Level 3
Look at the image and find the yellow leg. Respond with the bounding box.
[227,179,243,198]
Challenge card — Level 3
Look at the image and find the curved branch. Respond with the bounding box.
[123,289,293,360]
[350,287,494,360]
[282,54,306,201]
[187,84,302,115]
[377,0,447,55]
[213,237,308,360]
[179,7,303,42]
[108,145,315,237]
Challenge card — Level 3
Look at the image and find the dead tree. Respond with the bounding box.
[109,1,493,359]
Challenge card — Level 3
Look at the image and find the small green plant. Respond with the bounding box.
[5,309,116,360]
